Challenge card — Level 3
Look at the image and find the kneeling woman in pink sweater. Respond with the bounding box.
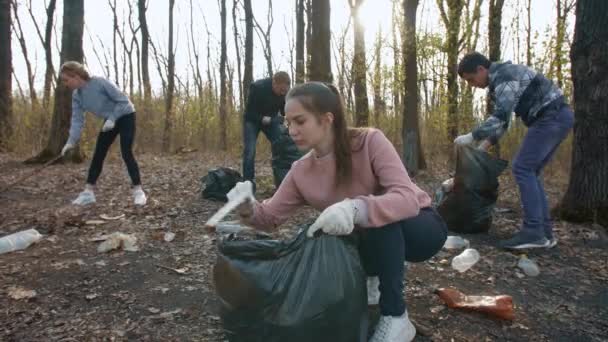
[229,82,447,342]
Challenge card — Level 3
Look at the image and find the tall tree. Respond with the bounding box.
[219,0,228,150]
[26,0,57,109]
[232,0,243,108]
[487,0,504,156]
[162,0,175,153]
[30,0,84,162]
[243,0,253,101]
[524,0,532,66]
[402,0,425,175]
[558,0,608,228]
[138,0,151,112]
[295,0,305,83]
[309,0,331,82]
[252,0,274,76]
[437,0,465,146]
[552,0,575,89]
[350,0,369,126]
[0,0,12,150]
[11,2,38,109]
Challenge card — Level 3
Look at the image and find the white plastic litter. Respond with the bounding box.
[451,248,480,273]
[97,232,139,253]
[0,229,43,255]
[517,255,540,277]
[443,236,470,250]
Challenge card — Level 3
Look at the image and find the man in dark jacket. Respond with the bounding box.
[242,71,291,191]
[454,52,573,250]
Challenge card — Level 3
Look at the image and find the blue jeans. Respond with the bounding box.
[512,104,574,240]
[358,208,448,316]
[242,116,283,183]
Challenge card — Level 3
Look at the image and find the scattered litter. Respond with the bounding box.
[156,264,189,275]
[443,236,469,250]
[100,214,125,221]
[85,293,99,300]
[0,229,43,254]
[435,287,514,320]
[451,248,480,273]
[164,232,176,242]
[8,286,37,300]
[517,255,540,277]
[96,232,139,253]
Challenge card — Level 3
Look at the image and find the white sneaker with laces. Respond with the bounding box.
[367,276,380,305]
[370,310,416,342]
[72,190,96,205]
[133,188,147,206]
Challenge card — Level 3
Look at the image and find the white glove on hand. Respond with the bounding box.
[61,143,74,156]
[261,116,272,126]
[226,181,256,220]
[102,119,115,132]
[454,132,474,146]
[307,199,357,238]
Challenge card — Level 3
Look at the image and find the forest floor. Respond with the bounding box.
[0,151,607,342]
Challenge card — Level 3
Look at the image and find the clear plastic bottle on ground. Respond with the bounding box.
[0,229,43,254]
[517,255,540,276]
[443,235,470,249]
[451,248,480,272]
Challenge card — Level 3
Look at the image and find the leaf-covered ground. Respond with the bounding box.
[0,152,606,341]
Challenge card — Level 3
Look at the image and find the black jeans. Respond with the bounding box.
[359,207,448,316]
[86,113,141,186]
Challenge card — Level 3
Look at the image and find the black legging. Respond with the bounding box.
[358,207,447,316]
[86,113,141,186]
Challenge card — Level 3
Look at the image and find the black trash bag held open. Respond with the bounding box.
[271,125,303,187]
[201,167,243,202]
[213,226,368,342]
[435,145,508,234]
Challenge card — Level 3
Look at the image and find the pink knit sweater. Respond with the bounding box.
[250,128,432,230]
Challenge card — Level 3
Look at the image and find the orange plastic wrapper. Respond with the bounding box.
[435,287,515,320]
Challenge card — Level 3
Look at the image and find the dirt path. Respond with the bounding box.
[1,153,606,341]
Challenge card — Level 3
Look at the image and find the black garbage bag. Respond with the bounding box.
[201,167,243,202]
[435,145,508,234]
[213,226,368,342]
[271,125,303,187]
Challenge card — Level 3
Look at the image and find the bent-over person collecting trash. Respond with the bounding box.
[59,61,147,206]
[454,52,574,250]
[226,82,448,342]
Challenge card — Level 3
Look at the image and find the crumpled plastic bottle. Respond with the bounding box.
[443,235,470,250]
[0,229,43,254]
[517,255,540,277]
[451,248,480,272]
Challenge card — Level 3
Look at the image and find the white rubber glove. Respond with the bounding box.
[261,116,272,126]
[102,119,116,132]
[307,199,357,238]
[226,181,256,220]
[454,132,474,146]
[61,143,74,156]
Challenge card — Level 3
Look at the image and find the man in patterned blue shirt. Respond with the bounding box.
[454,52,574,250]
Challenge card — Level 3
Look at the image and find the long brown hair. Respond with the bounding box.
[286,82,356,188]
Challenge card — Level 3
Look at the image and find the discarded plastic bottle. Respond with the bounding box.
[435,287,515,320]
[0,229,43,255]
[451,248,480,273]
[517,255,540,277]
[443,236,469,250]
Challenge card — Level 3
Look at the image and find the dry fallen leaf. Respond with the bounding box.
[8,286,37,300]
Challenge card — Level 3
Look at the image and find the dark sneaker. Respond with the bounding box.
[546,237,558,248]
[499,232,550,250]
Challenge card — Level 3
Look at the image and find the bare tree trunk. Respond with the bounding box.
[525,0,532,66]
[26,0,57,109]
[295,0,305,84]
[252,0,274,77]
[309,0,331,82]
[162,0,175,153]
[11,3,38,109]
[372,29,383,127]
[558,0,608,228]
[391,0,401,116]
[554,0,575,89]
[487,0,504,156]
[138,0,151,111]
[351,0,369,126]
[219,0,228,151]
[402,0,425,175]
[29,0,84,163]
[232,0,243,108]
[0,0,12,150]
[243,0,253,101]
[305,0,313,80]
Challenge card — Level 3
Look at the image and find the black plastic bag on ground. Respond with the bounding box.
[213,226,368,342]
[201,167,243,202]
[435,145,508,234]
[271,125,303,187]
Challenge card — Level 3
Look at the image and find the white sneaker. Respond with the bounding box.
[367,276,380,305]
[370,311,416,342]
[133,188,147,206]
[72,190,96,205]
